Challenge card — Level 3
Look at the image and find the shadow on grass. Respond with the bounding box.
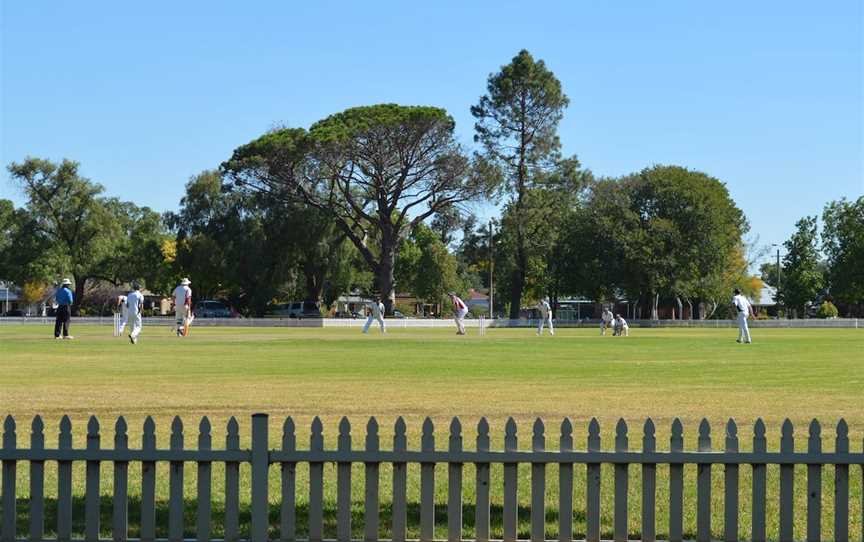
[7,497,621,540]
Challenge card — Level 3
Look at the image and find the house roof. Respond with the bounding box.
[752,285,777,306]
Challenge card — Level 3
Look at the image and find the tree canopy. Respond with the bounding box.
[223,104,492,314]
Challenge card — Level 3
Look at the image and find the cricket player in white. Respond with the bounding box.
[126,283,144,344]
[115,294,128,335]
[601,308,613,336]
[613,314,629,336]
[449,292,469,335]
[362,298,386,334]
[173,278,192,337]
[732,288,753,343]
[536,297,554,335]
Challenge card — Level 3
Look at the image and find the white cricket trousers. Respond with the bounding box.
[363,315,385,333]
[537,314,554,335]
[129,313,142,340]
[118,309,128,334]
[737,312,751,343]
[454,308,468,334]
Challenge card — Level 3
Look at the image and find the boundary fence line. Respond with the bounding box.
[1,414,862,542]
[0,317,860,329]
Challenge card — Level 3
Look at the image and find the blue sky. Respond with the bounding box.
[2,1,862,259]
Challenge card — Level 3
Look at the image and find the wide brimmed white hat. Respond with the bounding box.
[61,278,72,285]
[180,278,191,285]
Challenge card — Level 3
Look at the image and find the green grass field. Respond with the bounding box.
[1,325,862,540]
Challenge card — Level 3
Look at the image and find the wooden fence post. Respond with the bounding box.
[614,419,629,542]
[697,419,712,542]
[724,419,739,542]
[531,419,546,542]
[834,420,849,542]
[112,417,128,542]
[364,417,380,542]
[806,420,822,542]
[642,419,656,542]
[669,419,684,542]
[30,416,45,542]
[420,418,436,542]
[225,417,241,542]
[251,413,270,542]
[503,418,518,542]
[336,417,352,542]
[308,417,324,542]
[448,417,463,542]
[169,416,184,542]
[392,418,408,542]
[559,419,574,542]
[475,418,491,542]
[85,416,101,542]
[779,419,794,542]
[197,417,213,542]
[751,419,767,542]
[586,419,601,542]
[281,417,297,542]
[1,416,16,542]
[141,417,156,542]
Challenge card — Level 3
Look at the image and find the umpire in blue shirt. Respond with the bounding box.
[54,278,74,339]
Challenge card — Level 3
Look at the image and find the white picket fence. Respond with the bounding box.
[1,316,860,329]
[1,414,862,542]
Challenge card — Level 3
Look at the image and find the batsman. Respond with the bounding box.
[172,278,193,336]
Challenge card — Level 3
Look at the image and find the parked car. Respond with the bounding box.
[392,310,406,319]
[194,300,232,318]
[268,301,321,319]
[1,309,24,317]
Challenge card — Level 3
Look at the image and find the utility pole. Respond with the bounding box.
[772,244,783,319]
[488,219,494,319]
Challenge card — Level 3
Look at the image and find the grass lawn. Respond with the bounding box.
[0,324,862,540]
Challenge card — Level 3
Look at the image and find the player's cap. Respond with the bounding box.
[733,288,741,295]
[60,278,72,285]
[181,278,191,285]
[132,282,142,290]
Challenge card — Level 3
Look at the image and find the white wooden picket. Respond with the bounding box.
[0,414,862,542]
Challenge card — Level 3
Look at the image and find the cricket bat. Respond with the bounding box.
[184,312,195,336]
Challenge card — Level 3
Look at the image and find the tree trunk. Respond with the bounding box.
[303,261,324,305]
[508,268,524,320]
[686,298,693,320]
[72,276,87,316]
[377,244,397,316]
[675,296,683,321]
[651,292,659,320]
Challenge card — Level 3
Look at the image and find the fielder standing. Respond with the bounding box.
[115,293,128,336]
[126,283,144,344]
[536,297,554,336]
[732,288,753,344]
[362,297,386,334]
[53,278,74,340]
[172,278,192,337]
[449,292,469,335]
[600,307,614,336]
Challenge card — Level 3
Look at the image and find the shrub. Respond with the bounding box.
[816,301,839,319]
[468,305,487,319]
[394,303,415,317]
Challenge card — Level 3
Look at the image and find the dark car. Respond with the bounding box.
[2,309,24,317]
